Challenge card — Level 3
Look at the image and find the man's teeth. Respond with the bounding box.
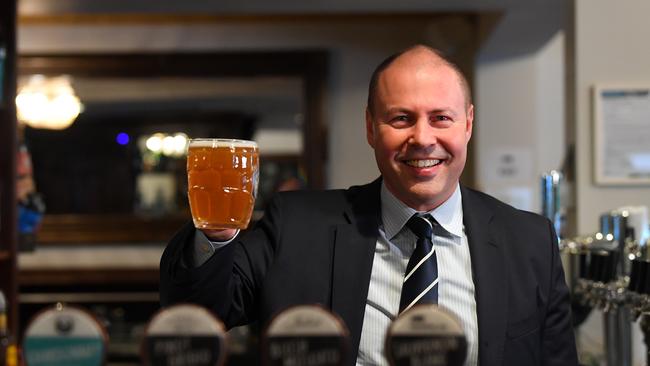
[405,159,441,168]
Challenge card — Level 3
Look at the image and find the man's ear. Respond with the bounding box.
[465,104,474,141]
[366,108,376,148]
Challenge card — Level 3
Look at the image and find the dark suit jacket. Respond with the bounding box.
[160,179,578,365]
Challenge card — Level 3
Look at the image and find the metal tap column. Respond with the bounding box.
[604,212,632,366]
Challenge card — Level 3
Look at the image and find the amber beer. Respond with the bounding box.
[187,139,259,230]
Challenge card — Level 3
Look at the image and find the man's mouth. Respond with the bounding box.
[404,159,442,168]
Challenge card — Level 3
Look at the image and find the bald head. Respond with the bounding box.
[366,45,472,116]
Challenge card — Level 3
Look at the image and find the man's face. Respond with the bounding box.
[366,54,473,211]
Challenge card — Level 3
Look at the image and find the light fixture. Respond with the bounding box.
[16,75,83,130]
[171,133,189,156]
[146,133,165,153]
[144,132,188,157]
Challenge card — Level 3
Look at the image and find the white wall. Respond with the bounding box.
[475,12,565,212]
[574,0,650,234]
[572,1,650,364]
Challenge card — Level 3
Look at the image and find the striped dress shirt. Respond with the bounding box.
[356,183,478,366]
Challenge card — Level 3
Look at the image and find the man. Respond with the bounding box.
[160,45,578,365]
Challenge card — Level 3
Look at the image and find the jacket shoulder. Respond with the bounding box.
[272,179,379,209]
[272,187,348,208]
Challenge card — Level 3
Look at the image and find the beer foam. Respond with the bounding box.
[189,139,257,148]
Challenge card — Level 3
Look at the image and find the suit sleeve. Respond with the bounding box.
[542,220,579,365]
[159,195,283,328]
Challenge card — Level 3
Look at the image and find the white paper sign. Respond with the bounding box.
[483,147,533,184]
[594,86,650,184]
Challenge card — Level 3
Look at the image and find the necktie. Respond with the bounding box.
[399,214,439,313]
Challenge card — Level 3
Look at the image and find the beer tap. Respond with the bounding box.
[541,170,650,366]
[556,202,650,366]
[562,210,630,366]
[600,210,633,366]
[617,210,649,322]
[626,249,650,320]
[623,222,650,366]
[566,216,617,308]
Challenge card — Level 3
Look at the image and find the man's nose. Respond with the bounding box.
[408,118,436,147]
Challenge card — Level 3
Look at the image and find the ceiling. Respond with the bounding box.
[17,0,564,59]
[19,0,518,16]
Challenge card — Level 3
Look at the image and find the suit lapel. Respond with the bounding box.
[331,179,381,365]
[461,186,507,366]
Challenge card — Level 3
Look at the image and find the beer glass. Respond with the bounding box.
[187,138,259,230]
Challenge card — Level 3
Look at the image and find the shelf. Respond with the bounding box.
[19,268,159,286]
[36,213,189,245]
[19,291,159,304]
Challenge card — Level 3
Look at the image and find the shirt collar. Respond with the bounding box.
[381,182,464,240]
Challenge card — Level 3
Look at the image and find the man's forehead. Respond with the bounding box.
[376,51,468,106]
[382,53,456,80]
[377,58,461,94]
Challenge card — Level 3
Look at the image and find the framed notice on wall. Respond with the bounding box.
[593,85,650,185]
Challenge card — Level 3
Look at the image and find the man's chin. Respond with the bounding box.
[403,182,458,208]
[399,192,442,211]
[384,177,451,208]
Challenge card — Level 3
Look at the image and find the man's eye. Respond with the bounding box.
[388,115,411,127]
[432,115,453,123]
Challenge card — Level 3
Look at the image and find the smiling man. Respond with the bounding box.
[366,46,473,212]
[160,45,579,366]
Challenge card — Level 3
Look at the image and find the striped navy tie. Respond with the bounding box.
[399,214,439,313]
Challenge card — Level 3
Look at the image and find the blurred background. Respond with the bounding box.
[1,0,650,365]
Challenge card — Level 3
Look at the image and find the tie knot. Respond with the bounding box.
[406,214,435,240]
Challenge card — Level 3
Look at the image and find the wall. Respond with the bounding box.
[574,0,650,234]
[475,7,565,212]
[572,1,650,364]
